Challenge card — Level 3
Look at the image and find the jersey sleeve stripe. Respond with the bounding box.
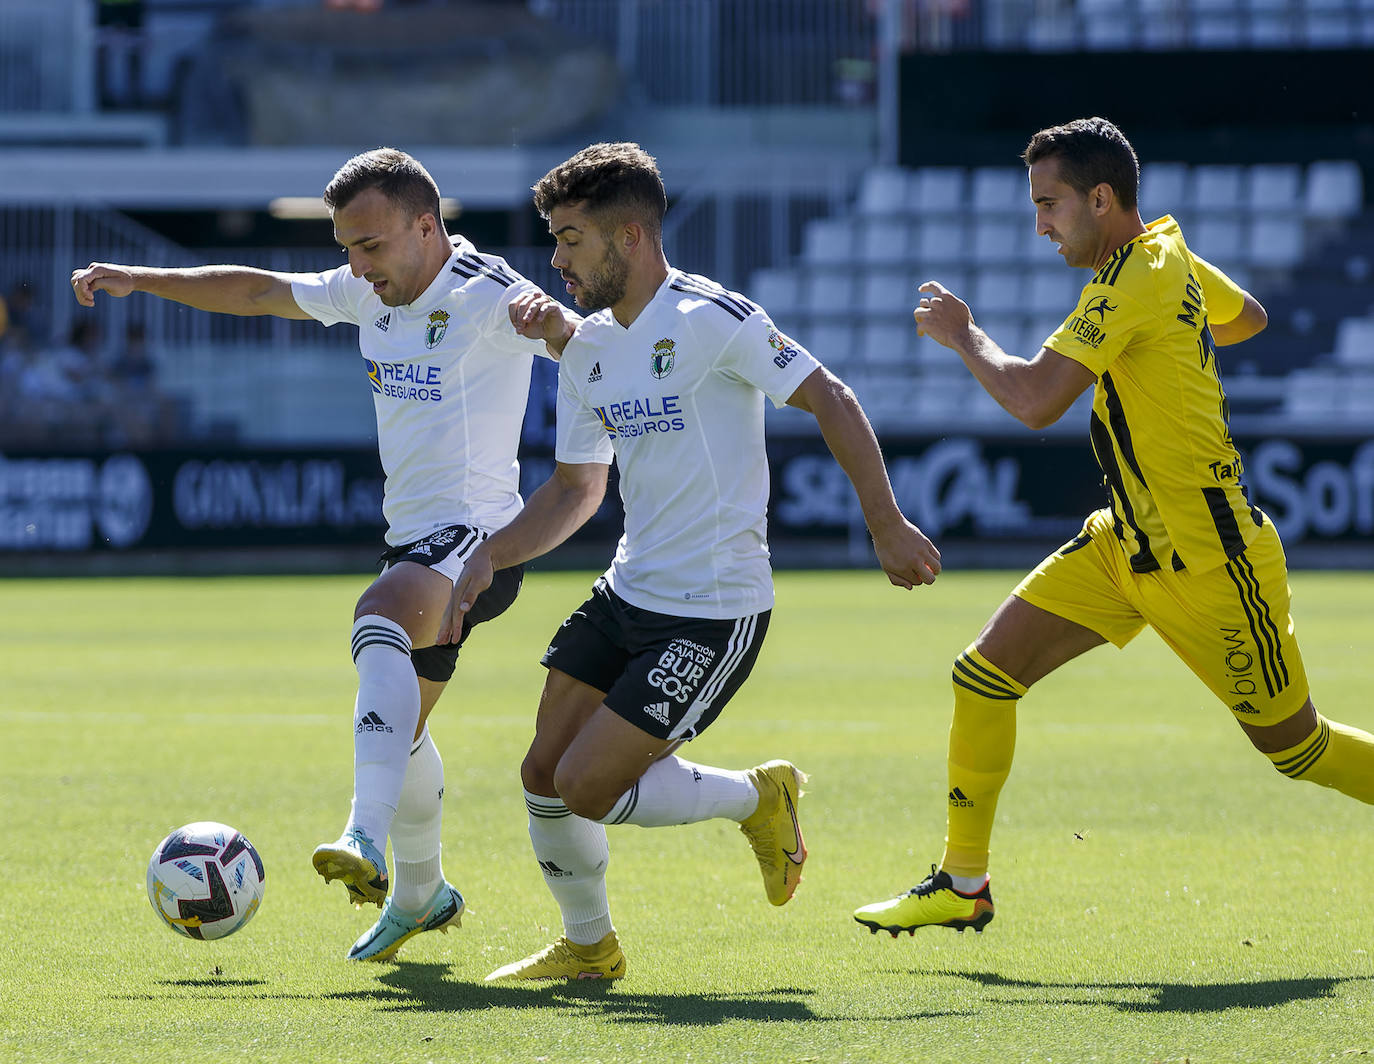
[451,254,518,288]
[668,278,752,322]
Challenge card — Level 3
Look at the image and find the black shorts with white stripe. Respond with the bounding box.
[378,525,523,682]
[541,577,771,741]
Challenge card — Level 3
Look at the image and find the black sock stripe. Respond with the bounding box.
[1273,719,1329,777]
[954,653,1021,697]
[352,624,412,661]
[952,673,1021,701]
[608,781,639,825]
[526,798,572,819]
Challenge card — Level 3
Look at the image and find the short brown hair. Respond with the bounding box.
[323,148,442,222]
[1022,117,1139,210]
[532,141,667,245]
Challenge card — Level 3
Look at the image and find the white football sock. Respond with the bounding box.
[525,790,613,945]
[345,615,419,848]
[390,727,446,911]
[598,756,758,827]
[947,871,990,894]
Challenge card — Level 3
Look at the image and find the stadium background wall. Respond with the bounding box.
[898,49,1374,171]
[2,434,1370,573]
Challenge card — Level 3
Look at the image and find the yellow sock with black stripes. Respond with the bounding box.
[1266,714,1374,804]
[940,647,1028,881]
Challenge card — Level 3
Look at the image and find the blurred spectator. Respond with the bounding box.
[95,0,146,109]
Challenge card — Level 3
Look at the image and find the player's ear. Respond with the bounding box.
[621,221,642,255]
[1092,182,1115,214]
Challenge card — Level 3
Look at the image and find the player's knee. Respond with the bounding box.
[552,765,616,821]
[520,749,557,796]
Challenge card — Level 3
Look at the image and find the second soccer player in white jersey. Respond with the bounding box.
[71,148,577,963]
[441,142,942,981]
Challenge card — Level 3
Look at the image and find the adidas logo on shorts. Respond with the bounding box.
[643,701,671,726]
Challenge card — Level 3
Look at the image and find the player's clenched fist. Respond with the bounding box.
[911,280,975,351]
[71,263,136,306]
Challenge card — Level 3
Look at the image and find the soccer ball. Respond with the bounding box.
[146,822,266,941]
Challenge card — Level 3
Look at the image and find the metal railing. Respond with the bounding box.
[528,0,879,106]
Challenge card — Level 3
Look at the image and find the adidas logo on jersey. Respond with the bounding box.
[948,786,974,807]
[643,701,671,726]
[356,711,393,734]
[374,312,391,332]
[587,361,602,383]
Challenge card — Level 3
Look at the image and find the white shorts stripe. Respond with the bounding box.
[672,613,759,739]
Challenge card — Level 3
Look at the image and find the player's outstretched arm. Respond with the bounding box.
[71,262,312,319]
[437,460,609,643]
[786,366,940,589]
[1209,291,1267,346]
[912,280,1093,430]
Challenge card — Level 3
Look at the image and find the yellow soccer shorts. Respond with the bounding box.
[1013,508,1310,727]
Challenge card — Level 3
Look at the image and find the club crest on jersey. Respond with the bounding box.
[649,338,676,379]
[425,309,450,349]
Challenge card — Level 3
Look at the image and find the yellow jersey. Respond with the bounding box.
[1045,215,1262,575]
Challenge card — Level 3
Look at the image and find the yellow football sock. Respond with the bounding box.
[1267,714,1374,804]
[940,647,1027,880]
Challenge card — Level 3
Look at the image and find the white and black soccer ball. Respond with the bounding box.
[146,822,265,941]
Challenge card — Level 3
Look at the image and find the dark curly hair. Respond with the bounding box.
[1022,117,1139,210]
[533,142,667,246]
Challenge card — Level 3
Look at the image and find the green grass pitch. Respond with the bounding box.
[2,568,1371,1063]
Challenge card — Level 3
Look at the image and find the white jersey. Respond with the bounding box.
[556,268,820,619]
[291,238,547,545]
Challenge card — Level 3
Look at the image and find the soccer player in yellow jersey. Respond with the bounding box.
[854,116,1374,937]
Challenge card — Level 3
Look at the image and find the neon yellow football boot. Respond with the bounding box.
[484,931,627,982]
[739,760,808,906]
[853,865,994,936]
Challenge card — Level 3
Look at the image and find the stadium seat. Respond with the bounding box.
[971,167,1025,215]
[911,167,967,213]
[1246,13,1293,45]
[1305,160,1364,220]
[860,269,917,317]
[972,268,1025,315]
[856,168,912,216]
[804,321,859,367]
[1191,14,1245,46]
[859,321,914,366]
[802,266,859,316]
[1333,316,1374,366]
[1245,164,1303,211]
[749,269,804,319]
[1028,268,1081,312]
[857,219,912,265]
[802,218,856,264]
[1139,162,1188,218]
[1283,368,1343,417]
[1190,165,1246,213]
[914,219,968,266]
[971,217,1023,265]
[1248,216,1305,269]
[1191,217,1246,267]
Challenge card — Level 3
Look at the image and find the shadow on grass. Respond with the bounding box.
[945,970,1368,1013]
[337,964,965,1025]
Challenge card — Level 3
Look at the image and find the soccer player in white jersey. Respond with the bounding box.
[70,148,577,963]
[437,142,943,981]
